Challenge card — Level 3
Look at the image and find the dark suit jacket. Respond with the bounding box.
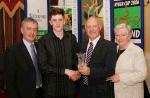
[5,40,38,98]
[80,38,117,98]
[0,54,5,90]
[38,31,78,96]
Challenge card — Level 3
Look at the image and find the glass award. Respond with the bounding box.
[77,53,85,68]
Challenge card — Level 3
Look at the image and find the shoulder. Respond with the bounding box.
[128,43,143,53]
[100,38,116,48]
[39,33,50,40]
[65,31,77,41]
[38,33,51,44]
[5,41,23,55]
[65,31,76,38]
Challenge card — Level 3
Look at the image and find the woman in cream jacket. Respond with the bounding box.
[108,23,147,98]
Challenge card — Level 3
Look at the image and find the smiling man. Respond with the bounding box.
[5,17,42,98]
[78,16,117,98]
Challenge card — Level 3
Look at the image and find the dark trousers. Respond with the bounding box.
[80,85,90,98]
[80,82,114,98]
[45,95,75,98]
[35,88,43,98]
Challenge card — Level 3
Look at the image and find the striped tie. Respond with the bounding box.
[83,42,93,85]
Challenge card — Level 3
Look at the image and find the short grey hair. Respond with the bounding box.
[114,23,132,34]
[21,17,38,28]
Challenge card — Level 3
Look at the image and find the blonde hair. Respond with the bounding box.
[85,16,103,28]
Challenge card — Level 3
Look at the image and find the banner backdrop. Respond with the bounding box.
[110,0,144,48]
[25,0,48,41]
[103,0,111,40]
[81,0,104,39]
[81,0,112,41]
[0,0,24,17]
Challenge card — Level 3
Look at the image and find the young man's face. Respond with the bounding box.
[21,22,38,43]
[49,14,65,33]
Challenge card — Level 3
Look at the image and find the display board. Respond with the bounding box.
[25,0,48,41]
[110,0,144,48]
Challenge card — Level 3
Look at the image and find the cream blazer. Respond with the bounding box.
[115,42,147,98]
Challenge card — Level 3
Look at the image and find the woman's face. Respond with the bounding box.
[115,28,131,49]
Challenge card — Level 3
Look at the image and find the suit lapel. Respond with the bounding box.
[19,41,34,68]
[83,38,104,64]
[82,40,88,53]
[90,38,103,62]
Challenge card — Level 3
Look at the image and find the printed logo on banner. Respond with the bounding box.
[110,0,144,48]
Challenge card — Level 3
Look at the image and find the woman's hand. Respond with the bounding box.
[107,74,120,83]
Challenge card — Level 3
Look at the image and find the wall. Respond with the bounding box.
[144,0,150,92]
[144,0,150,54]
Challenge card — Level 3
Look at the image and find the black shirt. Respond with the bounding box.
[38,31,78,96]
[117,49,125,59]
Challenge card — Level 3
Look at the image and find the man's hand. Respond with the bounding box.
[65,69,81,81]
[78,64,90,75]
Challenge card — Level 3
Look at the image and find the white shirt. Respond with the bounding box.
[85,36,100,60]
[87,35,100,51]
[23,39,37,60]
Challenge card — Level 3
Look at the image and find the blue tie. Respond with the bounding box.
[83,42,93,85]
[30,44,42,88]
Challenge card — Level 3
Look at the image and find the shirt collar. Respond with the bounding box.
[23,38,34,47]
[51,31,69,39]
[88,35,100,49]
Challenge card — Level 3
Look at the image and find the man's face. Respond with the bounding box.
[49,15,65,33]
[85,17,101,40]
[21,22,38,43]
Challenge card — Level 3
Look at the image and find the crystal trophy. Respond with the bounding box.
[77,53,86,68]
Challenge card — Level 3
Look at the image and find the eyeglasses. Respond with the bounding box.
[86,25,98,29]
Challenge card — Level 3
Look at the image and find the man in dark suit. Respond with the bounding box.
[5,17,42,98]
[78,16,117,98]
[0,54,5,93]
[38,7,80,98]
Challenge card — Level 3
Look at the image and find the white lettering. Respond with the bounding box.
[132,30,140,38]
[114,1,130,7]
[131,0,139,5]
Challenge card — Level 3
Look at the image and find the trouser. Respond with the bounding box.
[45,95,75,98]
[35,87,43,98]
[80,84,90,98]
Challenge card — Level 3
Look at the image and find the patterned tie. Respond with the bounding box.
[30,44,42,87]
[83,42,93,85]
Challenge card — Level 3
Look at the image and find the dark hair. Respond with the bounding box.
[48,7,65,20]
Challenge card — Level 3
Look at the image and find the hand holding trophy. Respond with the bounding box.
[77,53,90,75]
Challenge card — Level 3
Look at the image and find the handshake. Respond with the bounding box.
[65,63,90,81]
[65,53,90,81]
